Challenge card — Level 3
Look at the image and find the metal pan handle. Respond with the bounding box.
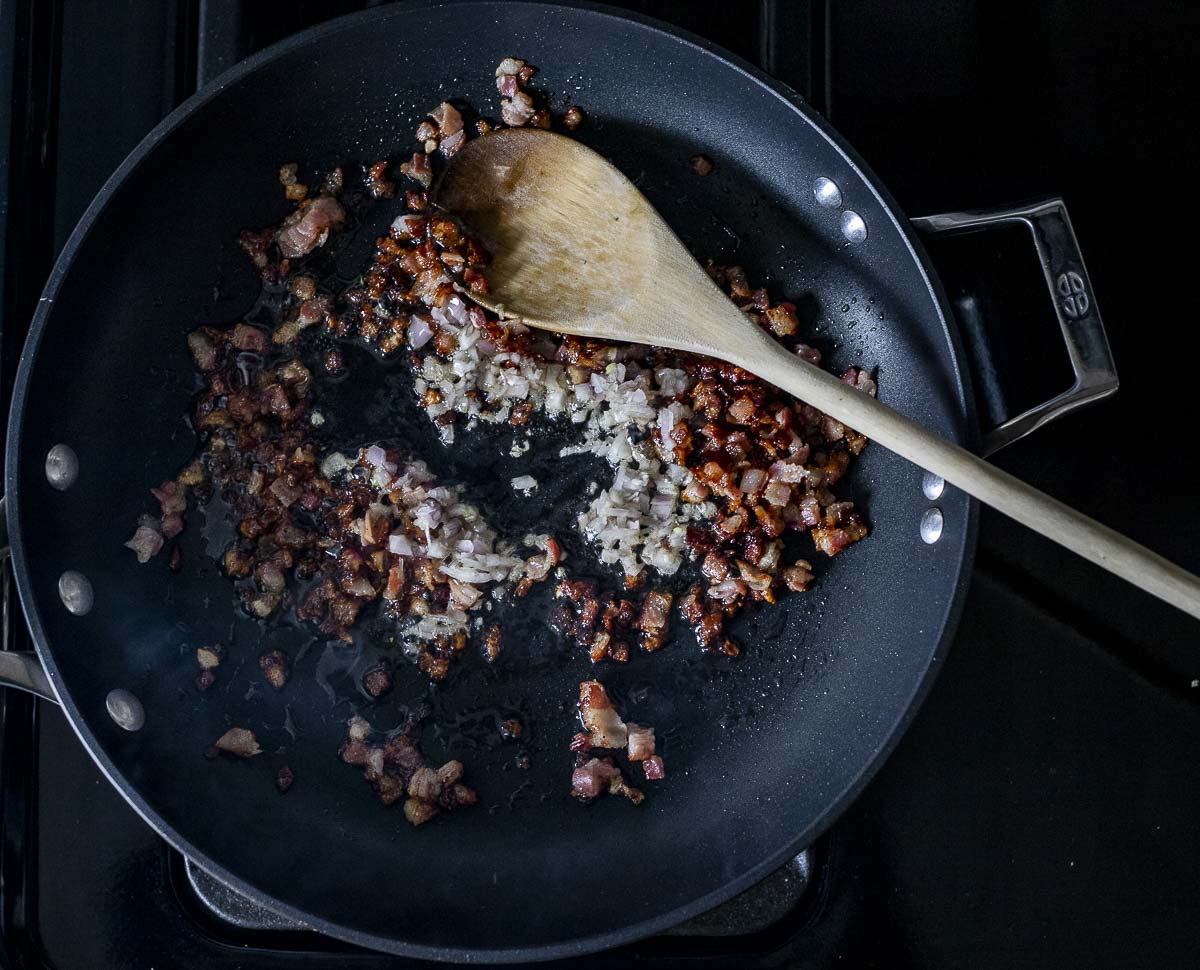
[912,197,1118,456]
[0,650,54,701]
[0,497,57,701]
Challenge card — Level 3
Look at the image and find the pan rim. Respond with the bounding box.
[4,0,979,962]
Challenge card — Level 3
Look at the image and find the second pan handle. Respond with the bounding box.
[912,197,1118,456]
[0,497,56,701]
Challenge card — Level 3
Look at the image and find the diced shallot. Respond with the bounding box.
[408,316,434,349]
[388,533,415,556]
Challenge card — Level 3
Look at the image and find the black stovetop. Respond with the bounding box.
[2,2,1199,968]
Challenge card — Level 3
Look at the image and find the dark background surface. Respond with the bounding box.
[2,1,1199,968]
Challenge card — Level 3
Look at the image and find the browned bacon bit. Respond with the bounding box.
[399,152,433,189]
[362,663,394,698]
[783,560,814,592]
[635,591,673,649]
[495,56,526,85]
[404,798,439,826]
[571,757,612,800]
[842,365,878,397]
[230,322,267,352]
[151,479,186,515]
[404,189,429,214]
[323,348,345,374]
[278,165,308,201]
[690,153,715,176]
[212,727,262,758]
[553,579,670,663]
[237,229,276,279]
[569,732,593,754]
[197,644,224,671]
[416,632,468,682]
[340,718,476,823]
[403,761,477,825]
[509,400,534,426]
[276,195,346,259]
[483,624,502,662]
[640,634,665,654]
[500,718,523,740]
[462,266,489,293]
[796,342,822,366]
[259,649,289,689]
[695,610,726,649]
[276,765,295,793]
[125,517,164,563]
[323,167,345,195]
[147,475,194,544]
[562,106,585,130]
[571,757,645,804]
[196,669,215,691]
[626,723,655,761]
[643,755,666,781]
[579,681,628,749]
[430,101,465,157]
[364,159,395,199]
[496,56,539,127]
[764,302,799,337]
[678,584,704,624]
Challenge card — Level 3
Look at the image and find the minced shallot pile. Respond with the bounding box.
[127,57,874,822]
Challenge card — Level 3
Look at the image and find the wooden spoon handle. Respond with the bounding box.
[742,333,1200,621]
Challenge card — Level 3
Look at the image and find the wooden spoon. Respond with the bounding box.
[436,127,1200,621]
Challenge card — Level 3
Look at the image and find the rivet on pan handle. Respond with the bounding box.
[912,198,1119,456]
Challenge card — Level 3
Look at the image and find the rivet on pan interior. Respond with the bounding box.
[813,176,842,208]
[106,689,145,732]
[841,210,868,244]
[922,472,945,500]
[57,570,94,615]
[45,444,79,490]
[920,508,944,545]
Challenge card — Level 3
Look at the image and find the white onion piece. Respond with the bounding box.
[364,445,397,477]
[649,491,675,519]
[388,533,414,556]
[408,315,434,349]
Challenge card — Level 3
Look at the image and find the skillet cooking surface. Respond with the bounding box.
[6,2,975,961]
